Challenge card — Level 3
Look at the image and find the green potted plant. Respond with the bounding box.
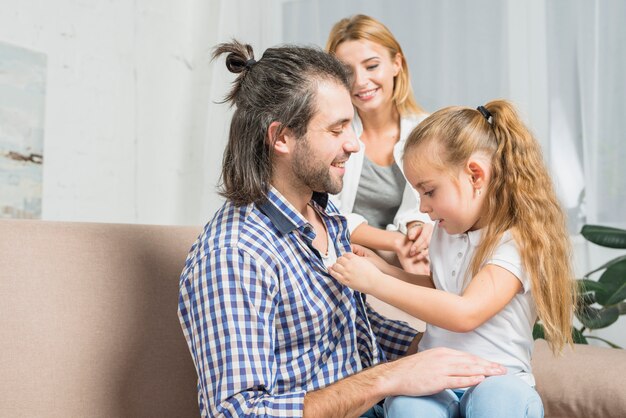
[534,224,626,348]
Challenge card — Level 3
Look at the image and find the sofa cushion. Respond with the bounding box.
[532,338,626,418]
[369,295,626,418]
[0,220,200,418]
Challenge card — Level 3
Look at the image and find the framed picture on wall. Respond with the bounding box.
[0,41,46,219]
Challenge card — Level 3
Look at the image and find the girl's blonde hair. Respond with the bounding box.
[325,14,425,116]
[404,100,576,353]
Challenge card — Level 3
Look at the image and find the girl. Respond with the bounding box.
[330,100,576,418]
[326,15,433,274]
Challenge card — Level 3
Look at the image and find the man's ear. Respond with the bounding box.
[267,121,295,156]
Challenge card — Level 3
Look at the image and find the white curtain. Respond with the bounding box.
[202,0,625,230]
[280,0,625,232]
[200,0,625,345]
[200,0,286,217]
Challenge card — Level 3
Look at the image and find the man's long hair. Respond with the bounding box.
[213,40,352,206]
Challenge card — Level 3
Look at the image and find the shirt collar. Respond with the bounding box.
[466,228,483,246]
[257,187,329,235]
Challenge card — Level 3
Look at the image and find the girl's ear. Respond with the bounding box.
[466,157,488,189]
[268,121,295,156]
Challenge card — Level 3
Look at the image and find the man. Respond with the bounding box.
[178,40,504,417]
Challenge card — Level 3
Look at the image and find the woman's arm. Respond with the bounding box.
[350,223,405,252]
[350,223,430,274]
[385,263,434,288]
[352,244,434,288]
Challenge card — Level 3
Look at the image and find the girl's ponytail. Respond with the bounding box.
[484,100,576,353]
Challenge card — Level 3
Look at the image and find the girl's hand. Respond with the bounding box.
[351,244,390,272]
[329,252,381,294]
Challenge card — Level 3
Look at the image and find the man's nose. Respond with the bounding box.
[344,126,360,154]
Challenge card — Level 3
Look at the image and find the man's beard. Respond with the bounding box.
[292,137,343,195]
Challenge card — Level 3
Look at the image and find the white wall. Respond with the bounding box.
[2,0,624,348]
[0,0,218,225]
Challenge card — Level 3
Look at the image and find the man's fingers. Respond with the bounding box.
[448,357,506,377]
[427,347,506,374]
[447,362,505,377]
[445,375,485,389]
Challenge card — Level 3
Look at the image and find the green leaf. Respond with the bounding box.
[584,255,626,278]
[577,291,596,307]
[533,322,545,340]
[584,336,622,349]
[577,279,607,294]
[576,305,620,329]
[596,259,626,306]
[581,225,626,249]
[572,327,588,344]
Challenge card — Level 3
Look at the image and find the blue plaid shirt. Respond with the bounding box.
[178,187,417,417]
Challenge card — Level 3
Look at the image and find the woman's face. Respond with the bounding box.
[334,39,401,115]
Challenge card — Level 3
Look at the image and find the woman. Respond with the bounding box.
[326,14,432,273]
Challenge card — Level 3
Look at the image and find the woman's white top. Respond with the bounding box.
[330,112,431,233]
[419,224,537,386]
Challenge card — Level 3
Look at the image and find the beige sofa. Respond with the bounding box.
[2,219,625,418]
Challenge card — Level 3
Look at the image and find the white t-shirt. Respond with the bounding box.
[418,224,537,386]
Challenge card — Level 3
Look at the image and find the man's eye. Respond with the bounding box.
[424,190,434,197]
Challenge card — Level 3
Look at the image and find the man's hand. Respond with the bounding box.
[379,347,507,397]
[303,346,506,418]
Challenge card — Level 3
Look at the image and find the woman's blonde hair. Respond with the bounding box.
[404,100,576,353]
[326,14,425,116]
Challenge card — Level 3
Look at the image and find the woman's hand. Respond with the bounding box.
[405,222,433,261]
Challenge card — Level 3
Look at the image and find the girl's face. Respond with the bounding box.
[404,153,487,235]
[334,39,401,114]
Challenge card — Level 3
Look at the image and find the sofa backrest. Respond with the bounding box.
[3,219,626,418]
[1,220,201,418]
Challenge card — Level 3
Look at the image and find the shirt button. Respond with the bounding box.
[452,270,456,276]
[457,252,463,258]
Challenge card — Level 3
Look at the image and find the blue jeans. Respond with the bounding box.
[361,404,385,418]
[384,375,544,418]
